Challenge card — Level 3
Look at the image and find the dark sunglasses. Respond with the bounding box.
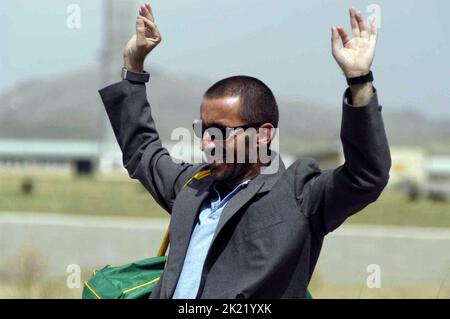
[192,120,263,141]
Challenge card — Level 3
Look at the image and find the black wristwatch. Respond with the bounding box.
[346,71,374,86]
[121,67,150,83]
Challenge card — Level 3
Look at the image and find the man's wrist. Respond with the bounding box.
[348,82,374,107]
[123,57,144,73]
[344,68,371,79]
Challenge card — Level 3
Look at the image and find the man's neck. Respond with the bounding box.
[215,164,261,199]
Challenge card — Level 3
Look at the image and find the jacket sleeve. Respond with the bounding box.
[99,79,203,213]
[299,88,392,236]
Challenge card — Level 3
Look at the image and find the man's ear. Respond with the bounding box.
[257,123,275,147]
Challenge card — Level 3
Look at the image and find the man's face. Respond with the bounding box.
[199,96,256,182]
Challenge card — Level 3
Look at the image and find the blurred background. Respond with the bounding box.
[0,0,449,298]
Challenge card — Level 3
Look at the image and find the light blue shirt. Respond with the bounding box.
[172,180,250,299]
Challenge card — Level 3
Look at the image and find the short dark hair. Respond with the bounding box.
[203,75,279,127]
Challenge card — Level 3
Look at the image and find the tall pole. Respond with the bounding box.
[99,0,137,173]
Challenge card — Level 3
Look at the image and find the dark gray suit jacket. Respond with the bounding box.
[99,79,391,299]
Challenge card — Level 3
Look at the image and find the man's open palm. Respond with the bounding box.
[332,8,378,78]
[123,3,161,72]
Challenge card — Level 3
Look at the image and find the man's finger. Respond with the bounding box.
[139,5,150,20]
[369,17,378,49]
[139,6,156,38]
[136,17,147,46]
[337,27,351,47]
[349,7,360,38]
[140,15,161,41]
[139,3,154,22]
[331,26,340,56]
[356,11,368,38]
[145,3,155,21]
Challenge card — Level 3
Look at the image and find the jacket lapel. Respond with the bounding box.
[210,159,286,245]
[162,174,214,298]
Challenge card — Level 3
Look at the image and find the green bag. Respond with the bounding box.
[82,255,167,299]
[82,170,313,299]
[82,227,170,299]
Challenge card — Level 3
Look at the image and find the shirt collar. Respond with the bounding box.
[212,179,251,203]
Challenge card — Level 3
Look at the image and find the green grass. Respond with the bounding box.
[0,171,167,218]
[1,171,449,227]
[348,189,450,228]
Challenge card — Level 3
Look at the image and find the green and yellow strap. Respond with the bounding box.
[156,169,211,257]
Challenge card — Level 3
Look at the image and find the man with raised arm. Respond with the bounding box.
[99,3,391,299]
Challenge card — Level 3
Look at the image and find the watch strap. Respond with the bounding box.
[347,71,373,86]
[121,67,150,83]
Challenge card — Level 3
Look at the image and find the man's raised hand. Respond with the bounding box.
[331,8,377,78]
[123,3,162,73]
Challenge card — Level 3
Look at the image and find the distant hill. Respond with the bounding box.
[1,65,449,154]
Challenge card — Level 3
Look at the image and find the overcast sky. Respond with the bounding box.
[1,0,449,119]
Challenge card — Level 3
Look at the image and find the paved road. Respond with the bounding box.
[0,212,449,292]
